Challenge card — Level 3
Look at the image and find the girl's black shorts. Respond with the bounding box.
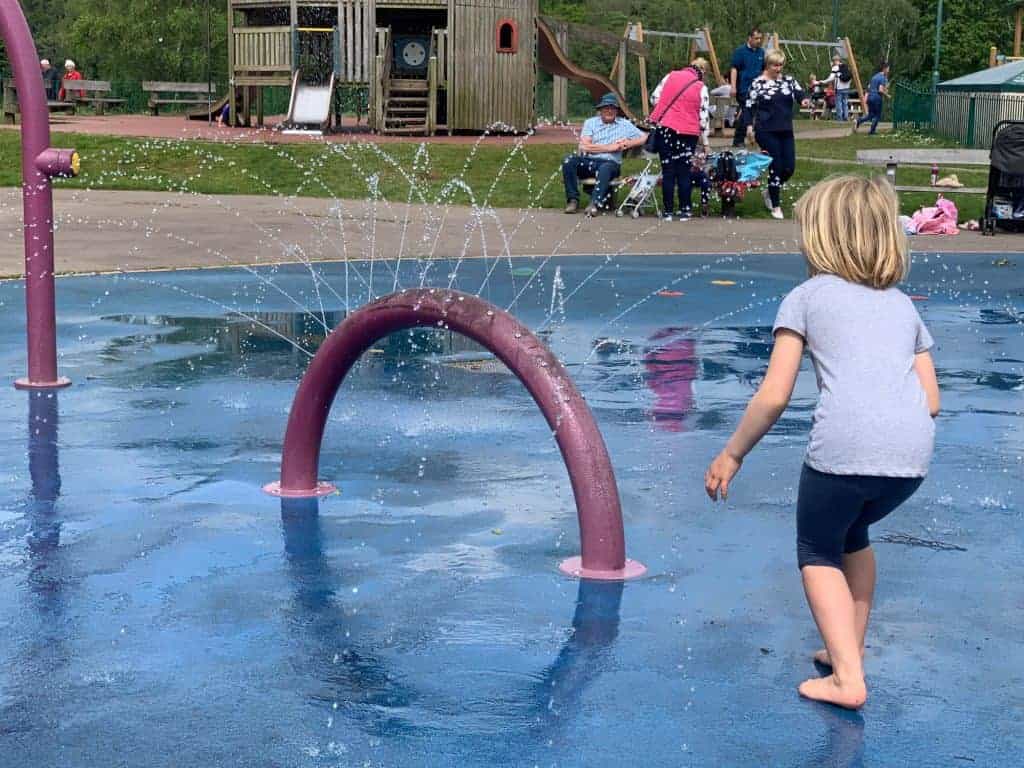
[796,464,923,569]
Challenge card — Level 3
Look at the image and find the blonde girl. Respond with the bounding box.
[704,175,940,709]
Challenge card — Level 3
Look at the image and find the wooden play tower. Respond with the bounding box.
[226,0,538,134]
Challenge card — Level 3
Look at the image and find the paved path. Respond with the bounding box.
[0,189,1016,278]
[0,113,871,147]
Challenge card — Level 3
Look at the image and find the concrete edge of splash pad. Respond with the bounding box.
[2,190,1023,279]
[3,245,1021,283]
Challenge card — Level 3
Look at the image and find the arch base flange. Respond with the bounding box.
[263,481,337,498]
[14,377,71,390]
[558,556,647,581]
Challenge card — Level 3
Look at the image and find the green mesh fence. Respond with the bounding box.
[893,81,934,132]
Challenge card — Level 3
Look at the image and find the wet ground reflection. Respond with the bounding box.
[0,254,1019,766]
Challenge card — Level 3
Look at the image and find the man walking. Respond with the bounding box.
[854,62,890,135]
[730,27,765,148]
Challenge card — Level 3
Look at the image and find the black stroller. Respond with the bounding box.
[982,120,1024,235]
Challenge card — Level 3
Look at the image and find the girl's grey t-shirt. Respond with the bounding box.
[773,274,935,477]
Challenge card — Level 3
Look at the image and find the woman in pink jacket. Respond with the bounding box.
[649,58,710,220]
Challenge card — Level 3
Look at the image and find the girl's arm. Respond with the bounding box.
[705,329,805,500]
[913,351,941,416]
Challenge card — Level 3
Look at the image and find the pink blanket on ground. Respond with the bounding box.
[911,197,959,235]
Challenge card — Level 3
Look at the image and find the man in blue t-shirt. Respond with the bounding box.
[854,62,890,135]
[562,93,647,216]
[730,26,765,148]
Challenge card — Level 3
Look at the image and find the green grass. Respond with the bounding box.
[0,128,986,220]
[796,127,965,161]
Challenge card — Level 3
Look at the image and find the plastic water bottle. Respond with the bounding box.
[930,163,939,186]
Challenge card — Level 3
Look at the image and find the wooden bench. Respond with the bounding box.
[62,79,126,115]
[856,149,989,195]
[142,81,216,116]
[2,79,76,124]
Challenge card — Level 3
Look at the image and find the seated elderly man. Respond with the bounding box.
[562,93,647,216]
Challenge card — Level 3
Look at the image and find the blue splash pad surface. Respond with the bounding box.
[0,254,1020,767]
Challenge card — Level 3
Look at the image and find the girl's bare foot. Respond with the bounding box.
[798,675,867,710]
[813,647,864,667]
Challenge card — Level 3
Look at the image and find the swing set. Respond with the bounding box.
[766,33,867,118]
[607,22,725,119]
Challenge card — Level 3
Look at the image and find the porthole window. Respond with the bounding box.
[496,19,518,53]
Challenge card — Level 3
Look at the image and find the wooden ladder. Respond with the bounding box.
[383,78,429,135]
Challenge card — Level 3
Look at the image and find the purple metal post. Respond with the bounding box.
[1,0,79,390]
[265,289,646,580]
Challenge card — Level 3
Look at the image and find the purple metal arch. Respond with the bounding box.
[1,0,78,390]
[265,289,646,580]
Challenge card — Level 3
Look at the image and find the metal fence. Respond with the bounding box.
[935,91,1024,148]
[893,81,934,131]
[894,82,1024,148]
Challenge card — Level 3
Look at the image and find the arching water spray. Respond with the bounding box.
[265,288,646,580]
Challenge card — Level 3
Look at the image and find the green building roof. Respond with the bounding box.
[938,59,1024,92]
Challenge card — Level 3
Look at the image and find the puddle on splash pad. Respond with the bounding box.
[0,252,1019,767]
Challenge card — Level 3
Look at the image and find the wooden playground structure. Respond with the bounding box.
[222,2,728,134]
[226,0,540,134]
[989,1,1024,67]
[221,4,865,135]
[542,20,724,122]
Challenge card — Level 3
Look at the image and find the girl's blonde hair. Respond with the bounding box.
[690,56,708,73]
[764,49,786,68]
[794,175,909,289]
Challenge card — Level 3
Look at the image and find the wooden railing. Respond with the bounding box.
[432,28,448,88]
[373,27,391,131]
[233,26,291,72]
[338,0,370,83]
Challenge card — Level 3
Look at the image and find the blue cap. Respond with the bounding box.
[595,92,622,111]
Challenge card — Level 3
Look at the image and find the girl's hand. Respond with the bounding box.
[705,450,742,501]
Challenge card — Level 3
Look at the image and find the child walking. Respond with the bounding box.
[704,175,940,709]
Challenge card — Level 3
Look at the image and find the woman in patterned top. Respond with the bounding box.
[744,49,810,219]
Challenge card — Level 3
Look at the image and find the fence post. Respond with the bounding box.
[967,95,976,146]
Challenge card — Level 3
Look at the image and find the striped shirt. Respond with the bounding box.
[580,116,644,163]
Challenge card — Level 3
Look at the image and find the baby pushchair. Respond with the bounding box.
[982,120,1024,235]
[616,152,663,219]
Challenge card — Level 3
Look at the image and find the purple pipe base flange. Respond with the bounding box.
[559,556,648,581]
[14,376,72,391]
[263,481,338,498]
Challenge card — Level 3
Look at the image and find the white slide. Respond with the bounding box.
[284,70,335,134]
